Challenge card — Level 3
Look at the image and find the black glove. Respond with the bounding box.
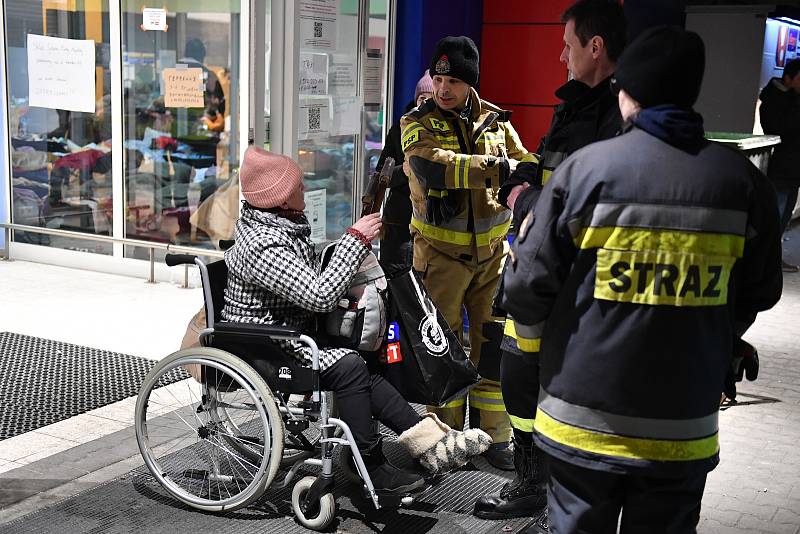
[426,195,444,226]
[499,161,539,206]
[723,339,759,401]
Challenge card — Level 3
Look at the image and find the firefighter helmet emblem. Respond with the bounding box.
[435,54,450,75]
[419,315,449,356]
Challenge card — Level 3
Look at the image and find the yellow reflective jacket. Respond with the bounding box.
[400,88,537,262]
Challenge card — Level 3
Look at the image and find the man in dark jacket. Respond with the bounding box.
[503,27,782,534]
[376,71,433,274]
[474,0,626,527]
[759,58,800,272]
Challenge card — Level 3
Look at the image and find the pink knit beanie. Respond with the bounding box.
[239,146,304,209]
[415,69,434,101]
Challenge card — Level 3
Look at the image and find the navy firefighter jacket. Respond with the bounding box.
[502,125,783,478]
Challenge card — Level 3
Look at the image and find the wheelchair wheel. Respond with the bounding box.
[280,392,338,467]
[291,476,336,531]
[135,347,284,512]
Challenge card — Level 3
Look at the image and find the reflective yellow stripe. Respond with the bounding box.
[594,248,734,306]
[476,219,511,247]
[470,391,507,412]
[453,153,462,189]
[427,189,448,198]
[574,227,746,258]
[503,319,541,352]
[461,155,471,188]
[509,415,535,432]
[542,168,553,185]
[441,397,466,408]
[521,153,539,163]
[412,216,510,248]
[534,409,719,462]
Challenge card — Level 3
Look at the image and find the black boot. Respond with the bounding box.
[519,507,549,533]
[360,438,426,496]
[473,432,547,520]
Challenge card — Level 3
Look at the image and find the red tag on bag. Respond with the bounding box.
[386,342,403,363]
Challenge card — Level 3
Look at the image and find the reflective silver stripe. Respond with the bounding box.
[567,203,748,239]
[538,392,719,440]
[412,207,469,232]
[474,211,512,233]
[512,319,546,339]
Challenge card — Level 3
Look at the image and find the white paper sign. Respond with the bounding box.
[299,0,339,51]
[141,8,168,31]
[299,96,331,140]
[332,96,361,136]
[299,52,329,96]
[363,50,383,105]
[329,53,356,96]
[27,34,96,113]
[304,189,327,243]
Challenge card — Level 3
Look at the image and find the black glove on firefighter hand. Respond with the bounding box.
[499,161,539,207]
[723,339,759,401]
[426,195,444,226]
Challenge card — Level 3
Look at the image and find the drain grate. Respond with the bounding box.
[0,332,187,440]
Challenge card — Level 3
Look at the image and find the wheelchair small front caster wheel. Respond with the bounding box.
[291,476,336,531]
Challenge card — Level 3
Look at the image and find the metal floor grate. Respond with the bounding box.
[0,332,187,440]
[2,436,529,534]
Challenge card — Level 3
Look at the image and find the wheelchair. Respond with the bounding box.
[134,251,403,530]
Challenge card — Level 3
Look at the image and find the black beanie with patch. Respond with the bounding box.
[429,36,479,87]
[613,26,705,109]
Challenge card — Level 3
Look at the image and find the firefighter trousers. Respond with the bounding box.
[412,237,512,444]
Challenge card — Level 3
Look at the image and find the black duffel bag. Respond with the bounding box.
[381,268,480,406]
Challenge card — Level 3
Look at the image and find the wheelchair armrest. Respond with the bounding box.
[213,321,303,340]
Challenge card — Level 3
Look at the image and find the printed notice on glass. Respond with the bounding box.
[332,96,361,136]
[299,52,328,95]
[363,49,383,105]
[299,0,339,51]
[304,189,327,243]
[162,67,204,108]
[329,53,356,96]
[299,96,331,140]
[141,7,168,31]
[27,34,96,113]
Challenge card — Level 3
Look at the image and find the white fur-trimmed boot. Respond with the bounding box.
[398,413,492,475]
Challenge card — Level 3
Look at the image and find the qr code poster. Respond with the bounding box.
[299,0,339,51]
[299,96,332,140]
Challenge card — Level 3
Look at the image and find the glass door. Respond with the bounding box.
[291,0,394,245]
[120,0,243,259]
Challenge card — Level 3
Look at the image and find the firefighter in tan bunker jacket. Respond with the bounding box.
[400,35,538,469]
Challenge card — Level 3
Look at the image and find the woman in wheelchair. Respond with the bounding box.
[221,147,491,496]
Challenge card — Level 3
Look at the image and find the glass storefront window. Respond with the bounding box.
[5,0,113,254]
[121,1,241,258]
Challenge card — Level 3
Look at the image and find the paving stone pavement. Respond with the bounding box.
[698,224,800,534]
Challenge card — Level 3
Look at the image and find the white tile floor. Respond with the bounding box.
[0,258,205,472]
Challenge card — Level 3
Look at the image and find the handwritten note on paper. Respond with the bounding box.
[299,52,328,96]
[27,34,96,113]
[162,67,204,108]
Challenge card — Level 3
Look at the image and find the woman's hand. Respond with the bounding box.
[350,212,383,242]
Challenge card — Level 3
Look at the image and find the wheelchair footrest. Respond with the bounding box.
[285,418,310,434]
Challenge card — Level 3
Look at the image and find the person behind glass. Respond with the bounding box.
[222,146,491,496]
[181,38,226,117]
[376,70,434,274]
[759,58,800,272]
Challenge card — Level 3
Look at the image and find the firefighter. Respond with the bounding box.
[502,26,782,533]
[474,0,626,524]
[400,35,537,469]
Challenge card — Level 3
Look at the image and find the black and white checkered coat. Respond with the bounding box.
[222,204,369,370]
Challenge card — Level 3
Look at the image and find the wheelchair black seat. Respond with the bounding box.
[201,258,315,394]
